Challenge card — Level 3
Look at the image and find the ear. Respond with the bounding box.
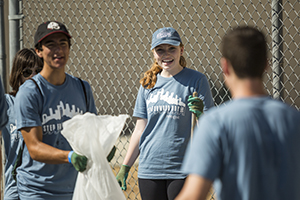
[265,58,270,72]
[35,48,43,58]
[180,46,184,56]
[220,57,230,76]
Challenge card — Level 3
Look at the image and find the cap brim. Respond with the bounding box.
[37,31,72,44]
[151,40,181,50]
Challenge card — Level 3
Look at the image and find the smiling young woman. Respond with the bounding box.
[152,44,184,77]
[116,27,215,200]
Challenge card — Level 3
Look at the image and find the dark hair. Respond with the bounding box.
[35,37,71,51]
[9,48,43,96]
[140,43,186,89]
[220,26,268,78]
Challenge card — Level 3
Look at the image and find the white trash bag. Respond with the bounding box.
[61,112,128,200]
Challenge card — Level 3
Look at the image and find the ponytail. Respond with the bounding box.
[140,59,162,89]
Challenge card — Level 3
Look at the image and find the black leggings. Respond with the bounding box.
[138,178,186,200]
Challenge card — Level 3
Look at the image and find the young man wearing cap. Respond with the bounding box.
[175,26,300,200]
[14,21,97,200]
[116,27,214,200]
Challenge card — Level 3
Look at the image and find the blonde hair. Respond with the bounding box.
[139,43,186,89]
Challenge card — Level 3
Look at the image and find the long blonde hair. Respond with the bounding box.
[139,43,186,89]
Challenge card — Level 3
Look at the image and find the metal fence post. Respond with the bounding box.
[0,0,6,90]
[8,0,23,77]
[271,0,283,100]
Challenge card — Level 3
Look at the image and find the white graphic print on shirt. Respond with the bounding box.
[9,120,20,141]
[146,88,186,119]
[42,101,84,134]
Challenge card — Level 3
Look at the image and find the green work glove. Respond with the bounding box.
[107,145,116,162]
[116,165,131,191]
[188,95,204,119]
[68,151,88,172]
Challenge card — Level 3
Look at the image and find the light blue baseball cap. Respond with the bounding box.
[151,27,182,50]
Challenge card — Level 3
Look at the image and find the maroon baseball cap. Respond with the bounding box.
[34,21,71,46]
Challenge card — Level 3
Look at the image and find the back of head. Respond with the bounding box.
[220,26,267,79]
[9,48,43,96]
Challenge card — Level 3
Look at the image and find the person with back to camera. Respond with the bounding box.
[13,21,98,200]
[116,27,214,200]
[2,48,43,200]
[175,26,300,200]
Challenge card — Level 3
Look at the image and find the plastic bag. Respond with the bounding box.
[61,112,128,200]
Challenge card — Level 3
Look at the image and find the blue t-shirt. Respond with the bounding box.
[0,77,8,129]
[14,73,97,200]
[134,67,214,179]
[2,94,22,200]
[182,97,300,200]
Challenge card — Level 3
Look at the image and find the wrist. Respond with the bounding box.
[122,164,131,173]
[68,151,74,163]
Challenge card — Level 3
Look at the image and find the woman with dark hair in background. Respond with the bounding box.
[2,48,43,200]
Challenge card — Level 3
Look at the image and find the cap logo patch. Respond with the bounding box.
[157,31,172,39]
[47,22,60,30]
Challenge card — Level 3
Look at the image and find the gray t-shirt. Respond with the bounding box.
[182,97,300,200]
[2,94,21,199]
[134,67,214,179]
[15,73,97,200]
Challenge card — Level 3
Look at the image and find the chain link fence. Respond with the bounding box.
[2,0,298,199]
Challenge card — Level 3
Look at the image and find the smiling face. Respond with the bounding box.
[36,33,70,71]
[153,44,184,76]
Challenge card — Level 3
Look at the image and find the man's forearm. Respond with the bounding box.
[21,126,70,164]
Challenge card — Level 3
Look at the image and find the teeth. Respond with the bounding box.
[163,59,173,62]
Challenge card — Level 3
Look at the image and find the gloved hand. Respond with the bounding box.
[107,145,116,162]
[68,151,88,172]
[188,95,204,119]
[116,165,131,191]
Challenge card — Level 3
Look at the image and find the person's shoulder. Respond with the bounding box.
[5,93,13,99]
[5,93,14,104]
[201,100,239,120]
[17,76,44,100]
[66,73,87,83]
[209,103,226,113]
[19,78,37,92]
[66,74,92,91]
[181,68,209,84]
[184,67,206,77]
[265,97,299,115]
[65,73,77,82]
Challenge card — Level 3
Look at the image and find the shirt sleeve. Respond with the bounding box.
[181,112,222,181]
[83,80,97,115]
[133,85,147,119]
[196,75,214,111]
[15,81,43,130]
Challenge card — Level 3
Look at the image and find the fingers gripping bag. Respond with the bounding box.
[61,112,128,200]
